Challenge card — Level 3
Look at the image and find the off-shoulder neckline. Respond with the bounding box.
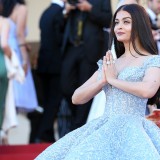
[97,55,160,76]
[117,55,160,75]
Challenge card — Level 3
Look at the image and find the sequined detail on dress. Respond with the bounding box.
[35,55,160,160]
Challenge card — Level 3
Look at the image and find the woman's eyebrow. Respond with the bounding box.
[115,17,131,21]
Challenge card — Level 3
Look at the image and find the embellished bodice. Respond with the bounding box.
[97,55,160,117]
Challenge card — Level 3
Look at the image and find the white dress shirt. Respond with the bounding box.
[51,0,64,7]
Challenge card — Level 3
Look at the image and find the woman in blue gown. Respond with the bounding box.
[2,0,38,112]
[35,4,160,160]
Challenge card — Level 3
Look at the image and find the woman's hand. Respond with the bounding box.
[103,50,117,84]
[101,56,108,86]
[22,62,28,76]
[4,50,12,59]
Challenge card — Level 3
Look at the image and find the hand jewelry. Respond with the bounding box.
[106,61,111,65]
[106,60,115,65]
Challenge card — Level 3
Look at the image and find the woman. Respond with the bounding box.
[0,15,12,144]
[87,0,139,122]
[36,4,160,159]
[2,0,38,112]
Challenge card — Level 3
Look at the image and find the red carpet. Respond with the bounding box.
[0,143,51,160]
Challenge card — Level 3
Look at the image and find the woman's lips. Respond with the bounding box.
[116,32,125,36]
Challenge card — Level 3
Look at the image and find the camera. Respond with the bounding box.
[68,0,78,5]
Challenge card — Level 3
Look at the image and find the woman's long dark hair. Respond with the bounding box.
[1,0,25,17]
[108,4,159,107]
[147,88,160,107]
[108,4,157,58]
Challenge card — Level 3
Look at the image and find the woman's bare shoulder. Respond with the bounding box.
[15,4,27,14]
[12,4,28,23]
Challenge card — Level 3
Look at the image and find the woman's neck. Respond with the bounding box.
[123,41,148,57]
[123,42,137,57]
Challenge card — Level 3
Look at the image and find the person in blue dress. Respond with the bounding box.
[2,0,38,112]
[35,4,160,160]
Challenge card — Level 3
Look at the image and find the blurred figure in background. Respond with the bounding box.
[60,0,112,132]
[147,89,160,113]
[1,0,38,112]
[30,0,66,143]
[117,0,139,8]
[0,15,12,145]
[146,0,160,55]
[146,0,160,113]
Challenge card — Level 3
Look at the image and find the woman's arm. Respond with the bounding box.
[16,5,29,73]
[109,67,160,98]
[104,53,160,99]
[72,70,107,105]
[1,18,12,58]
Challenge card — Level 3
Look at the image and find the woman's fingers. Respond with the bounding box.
[102,50,117,84]
[109,53,114,65]
[103,56,107,69]
[105,51,110,66]
[102,56,108,83]
[106,50,115,65]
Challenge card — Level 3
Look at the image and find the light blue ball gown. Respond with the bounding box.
[35,55,160,160]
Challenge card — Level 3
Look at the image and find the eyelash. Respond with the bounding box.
[115,21,130,25]
[124,21,130,24]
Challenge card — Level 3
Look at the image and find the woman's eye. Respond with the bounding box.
[115,21,119,25]
[124,21,130,24]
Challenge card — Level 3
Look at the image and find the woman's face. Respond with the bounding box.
[114,10,132,43]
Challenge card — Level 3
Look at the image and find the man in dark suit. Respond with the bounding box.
[147,0,160,54]
[146,0,160,114]
[31,0,65,143]
[61,0,112,131]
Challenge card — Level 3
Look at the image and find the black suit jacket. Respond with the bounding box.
[62,0,112,63]
[37,4,64,74]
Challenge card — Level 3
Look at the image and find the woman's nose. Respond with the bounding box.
[117,22,123,29]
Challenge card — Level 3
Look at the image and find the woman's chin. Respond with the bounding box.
[117,39,124,43]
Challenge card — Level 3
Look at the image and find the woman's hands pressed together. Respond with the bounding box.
[102,50,118,85]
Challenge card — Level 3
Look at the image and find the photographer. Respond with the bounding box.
[60,0,112,132]
[146,0,160,55]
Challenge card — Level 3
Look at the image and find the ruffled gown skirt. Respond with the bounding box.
[35,114,160,160]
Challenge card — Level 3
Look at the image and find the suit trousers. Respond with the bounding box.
[36,73,62,142]
[61,44,98,130]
